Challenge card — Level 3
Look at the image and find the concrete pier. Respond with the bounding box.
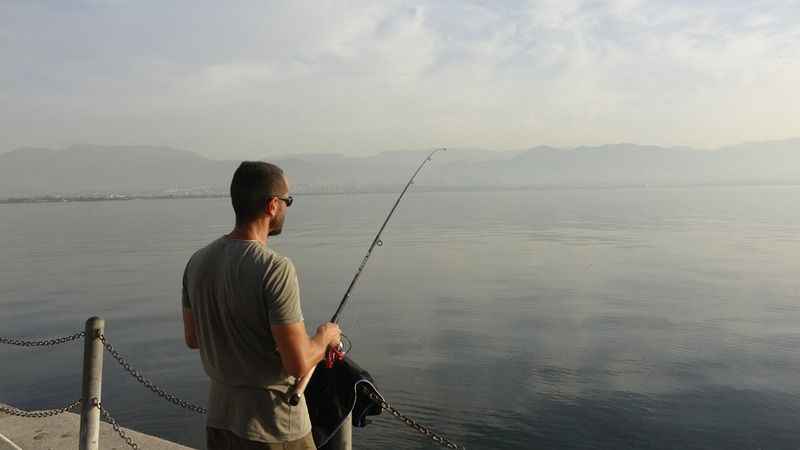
[0,404,194,450]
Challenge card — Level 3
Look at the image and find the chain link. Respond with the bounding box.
[97,333,208,414]
[0,331,85,347]
[364,389,466,449]
[0,399,82,418]
[92,399,140,450]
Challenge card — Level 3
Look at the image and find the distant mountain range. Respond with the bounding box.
[1,140,799,198]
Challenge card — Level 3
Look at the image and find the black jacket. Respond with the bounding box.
[305,356,384,448]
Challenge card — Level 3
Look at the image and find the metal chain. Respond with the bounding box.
[1,330,461,449]
[0,399,82,418]
[0,399,140,450]
[93,399,140,450]
[364,390,466,449]
[0,331,85,347]
[97,333,208,414]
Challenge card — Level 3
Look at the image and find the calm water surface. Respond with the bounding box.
[2,187,800,449]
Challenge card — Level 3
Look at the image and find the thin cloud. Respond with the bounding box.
[1,1,798,157]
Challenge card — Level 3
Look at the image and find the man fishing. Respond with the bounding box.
[181,161,341,450]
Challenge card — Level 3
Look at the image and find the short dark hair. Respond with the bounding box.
[230,161,287,225]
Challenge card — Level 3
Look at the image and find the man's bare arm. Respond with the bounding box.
[183,308,199,349]
[271,322,340,378]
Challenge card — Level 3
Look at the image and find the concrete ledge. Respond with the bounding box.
[0,404,194,450]
[0,431,22,450]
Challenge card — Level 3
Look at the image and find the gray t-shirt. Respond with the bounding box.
[182,236,311,443]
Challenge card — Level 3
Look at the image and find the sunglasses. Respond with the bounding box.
[272,195,293,207]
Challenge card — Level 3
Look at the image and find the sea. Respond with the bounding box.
[2,186,800,449]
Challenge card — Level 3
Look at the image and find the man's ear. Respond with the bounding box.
[264,196,278,217]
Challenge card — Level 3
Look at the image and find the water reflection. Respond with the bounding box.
[1,187,800,449]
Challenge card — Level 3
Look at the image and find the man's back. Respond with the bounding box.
[182,236,312,443]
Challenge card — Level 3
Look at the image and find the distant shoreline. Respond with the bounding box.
[3,182,800,205]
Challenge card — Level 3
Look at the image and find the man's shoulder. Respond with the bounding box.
[255,246,295,274]
[186,236,225,265]
[185,237,295,276]
[223,240,295,275]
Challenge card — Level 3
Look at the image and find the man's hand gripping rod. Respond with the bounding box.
[288,148,446,406]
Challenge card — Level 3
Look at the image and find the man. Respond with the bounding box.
[182,161,341,450]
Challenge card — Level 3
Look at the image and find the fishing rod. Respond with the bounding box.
[288,148,446,406]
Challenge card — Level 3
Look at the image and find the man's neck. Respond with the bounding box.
[228,221,269,245]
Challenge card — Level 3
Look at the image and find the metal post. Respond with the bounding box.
[79,317,104,450]
[323,412,352,450]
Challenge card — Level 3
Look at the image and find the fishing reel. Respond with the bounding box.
[324,334,350,368]
[324,343,344,368]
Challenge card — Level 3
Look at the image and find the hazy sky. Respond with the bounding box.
[2,0,799,159]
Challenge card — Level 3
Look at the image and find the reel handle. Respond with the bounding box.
[288,365,315,406]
